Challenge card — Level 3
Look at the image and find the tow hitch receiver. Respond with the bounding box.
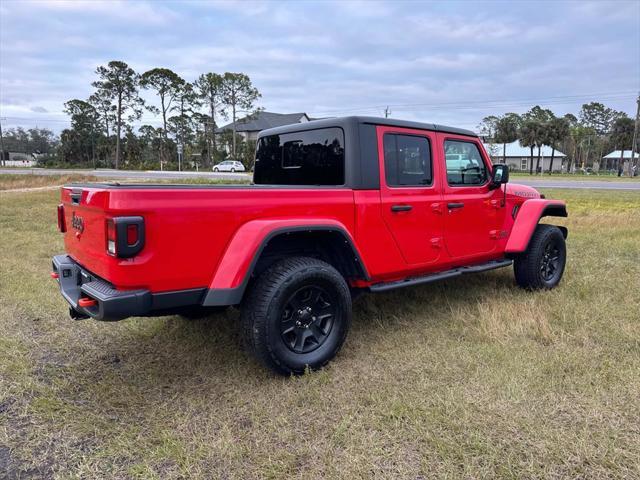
[52,254,152,321]
[78,297,98,308]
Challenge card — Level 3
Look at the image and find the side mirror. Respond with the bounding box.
[491,164,509,189]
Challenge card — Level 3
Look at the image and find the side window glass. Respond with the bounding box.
[282,141,303,168]
[445,140,488,186]
[254,127,345,185]
[383,134,432,187]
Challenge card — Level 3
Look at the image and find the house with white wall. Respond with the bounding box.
[484,141,566,173]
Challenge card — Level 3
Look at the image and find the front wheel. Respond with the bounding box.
[241,257,352,375]
[213,167,219,172]
[231,168,236,172]
[514,224,566,290]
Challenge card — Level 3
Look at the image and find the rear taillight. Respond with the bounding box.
[57,204,66,232]
[106,218,117,256]
[105,216,145,258]
[126,224,139,245]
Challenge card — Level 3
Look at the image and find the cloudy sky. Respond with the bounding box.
[1,0,638,133]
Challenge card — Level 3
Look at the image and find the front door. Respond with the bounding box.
[378,126,444,266]
[438,133,502,260]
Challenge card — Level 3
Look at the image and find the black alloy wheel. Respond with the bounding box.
[514,224,566,290]
[280,285,336,354]
[540,240,561,282]
[241,256,352,375]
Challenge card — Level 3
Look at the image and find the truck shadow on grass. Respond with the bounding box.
[69,269,521,388]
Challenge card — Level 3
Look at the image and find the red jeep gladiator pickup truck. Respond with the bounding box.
[52,116,568,374]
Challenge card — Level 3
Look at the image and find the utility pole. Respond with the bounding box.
[87,117,96,169]
[584,134,591,170]
[384,106,390,118]
[91,124,96,169]
[0,117,5,167]
[629,93,640,177]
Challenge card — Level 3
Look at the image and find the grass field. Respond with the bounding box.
[0,174,99,191]
[0,174,250,191]
[1,185,639,479]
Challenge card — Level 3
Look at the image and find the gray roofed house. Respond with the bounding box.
[216,111,311,145]
[603,150,637,160]
[484,140,566,173]
[601,150,638,173]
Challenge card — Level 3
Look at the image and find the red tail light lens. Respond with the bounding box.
[57,204,66,232]
[106,218,116,256]
[126,224,138,245]
[105,217,145,258]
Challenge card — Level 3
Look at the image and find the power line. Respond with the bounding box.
[309,91,637,116]
[2,91,637,129]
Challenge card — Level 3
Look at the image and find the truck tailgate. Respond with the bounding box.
[61,186,112,277]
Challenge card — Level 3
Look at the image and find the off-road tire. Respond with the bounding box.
[241,256,352,375]
[514,224,566,290]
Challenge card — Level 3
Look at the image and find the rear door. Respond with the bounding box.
[378,126,444,266]
[437,133,502,260]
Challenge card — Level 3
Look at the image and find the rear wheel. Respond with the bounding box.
[241,256,351,375]
[514,224,566,290]
[231,168,236,172]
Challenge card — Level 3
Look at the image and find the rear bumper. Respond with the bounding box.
[52,254,151,321]
[51,254,207,321]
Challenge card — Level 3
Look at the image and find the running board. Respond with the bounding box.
[369,259,513,293]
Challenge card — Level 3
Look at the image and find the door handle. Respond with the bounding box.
[447,202,464,209]
[391,204,413,212]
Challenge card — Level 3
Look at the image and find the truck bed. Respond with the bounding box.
[61,183,356,293]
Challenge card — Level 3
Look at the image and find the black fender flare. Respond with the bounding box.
[203,225,368,306]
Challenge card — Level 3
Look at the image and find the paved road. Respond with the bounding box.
[511,178,640,190]
[0,168,250,182]
[2,168,639,190]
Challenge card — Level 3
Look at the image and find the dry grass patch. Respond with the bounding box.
[1,188,639,479]
[0,173,99,191]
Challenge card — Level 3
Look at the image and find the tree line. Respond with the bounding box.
[50,60,260,170]
[479,102,638,175]
[2,73,637,175]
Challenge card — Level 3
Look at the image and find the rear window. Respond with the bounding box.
[383,133,432,186]
[253,128,345,185]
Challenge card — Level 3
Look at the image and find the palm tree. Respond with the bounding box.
[610,117,635,176]
[535,131,544,175]
[519,119,542,175]
[495,113,520,163]
[547,117,570,174]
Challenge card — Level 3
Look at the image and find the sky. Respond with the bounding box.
[1,0,639,134]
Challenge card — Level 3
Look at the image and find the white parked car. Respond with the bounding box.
[213,160,245,172]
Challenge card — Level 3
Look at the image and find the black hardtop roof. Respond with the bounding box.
[258,115,477,138]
